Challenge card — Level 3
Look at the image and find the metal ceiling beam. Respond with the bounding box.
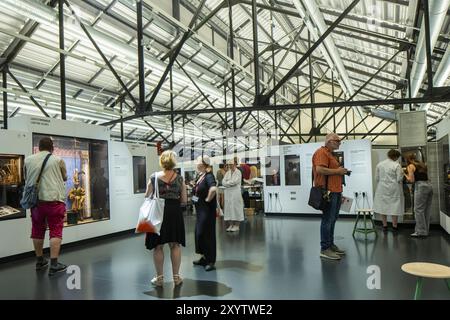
[137,0,145,113]
[59,0,66,120]
[10,63,118,97]
[0,0,59,67]
[144,0,207,112]
[2,67,7,129]
[175,60,228,126]
[64,0,138,108]
[260,0,360,105]
[100,91,450,126]
[143,120,170,144]
[361,119,391,139]
[7,68,50,117]
[324,49,404,131]
[371,121,396,142]
[339,88,397,140]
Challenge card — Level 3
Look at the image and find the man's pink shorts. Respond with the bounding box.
[30,201,66,239]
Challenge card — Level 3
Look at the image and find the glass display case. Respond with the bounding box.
[132,156,146,194]
[284,155,301,186]
[265,156,280,186]
[32,133,110,226]
[0,154,26,221]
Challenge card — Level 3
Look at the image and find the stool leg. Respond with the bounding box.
[353,212,359,237]
[363,212,367,240]
[414,277,423,300]
[370,213,377,237]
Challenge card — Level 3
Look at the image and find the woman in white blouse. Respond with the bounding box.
[373,149,404,232]
[222,158,244,232]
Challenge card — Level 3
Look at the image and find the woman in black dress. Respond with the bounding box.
[144,151,187,286]
[192,155,218,271]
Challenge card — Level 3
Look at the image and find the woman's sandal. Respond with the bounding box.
[151,275,164,287]
[173,274,183,286]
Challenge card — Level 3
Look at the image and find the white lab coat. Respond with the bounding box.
[222,169,244,222]
[373,158,404,215]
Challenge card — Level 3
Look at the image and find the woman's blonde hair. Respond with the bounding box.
[159,150,177,170]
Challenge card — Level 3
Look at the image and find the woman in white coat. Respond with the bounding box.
[222,159,244,232]
[373,149,404,232]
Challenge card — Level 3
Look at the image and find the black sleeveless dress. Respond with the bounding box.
[145,173,185,250]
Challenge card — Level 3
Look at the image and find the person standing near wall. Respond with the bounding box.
[24,137,68,276]
[373,149,404,232]
[404,152,433,237]
[312,133,349,260]
[145,150,187,287]
[223,158,244,232]
[192,155,218,271]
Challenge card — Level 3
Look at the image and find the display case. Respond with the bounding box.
[32,133,110,226]
[265,156,280,186]
[284,155,301,186]
[0,154,26,221]
[132,156,146,194]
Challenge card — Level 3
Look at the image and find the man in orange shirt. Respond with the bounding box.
[312,133,349,260]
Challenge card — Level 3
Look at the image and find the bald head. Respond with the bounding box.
[325,133,341,150]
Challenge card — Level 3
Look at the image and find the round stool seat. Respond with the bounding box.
[401,262,450,279]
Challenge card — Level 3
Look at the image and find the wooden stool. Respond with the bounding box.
[352,209,377,239]
[401,262,450,300]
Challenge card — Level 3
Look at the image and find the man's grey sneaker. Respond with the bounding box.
[320,249,341,260]
[36,258,49,270]
[48,262,67,276]
[331,244,346,256]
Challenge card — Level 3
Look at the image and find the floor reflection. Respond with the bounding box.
[143,278,232,299]
[214,260,263,272]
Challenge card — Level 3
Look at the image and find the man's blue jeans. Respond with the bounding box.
[320,192,342,251]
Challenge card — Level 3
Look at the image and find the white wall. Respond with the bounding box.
[436,116,450,234]
[262,139,374,215]
[1,117,159,258]
[179,140,374,215]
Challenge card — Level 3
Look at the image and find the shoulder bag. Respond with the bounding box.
[308,167,330,211]
[20,153,52,209]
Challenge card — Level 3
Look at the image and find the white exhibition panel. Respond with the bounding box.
[436,116,450,234]
[0,130,33,258]
[9,115,110,141]
[0,117,160,258]
[263,139,374,215]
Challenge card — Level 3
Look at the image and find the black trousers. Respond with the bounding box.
[194,203,216,264]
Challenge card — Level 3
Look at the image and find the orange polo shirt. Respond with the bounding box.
[312,146,343,193]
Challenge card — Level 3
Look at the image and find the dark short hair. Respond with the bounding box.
[387,149,401,160]
[219,163,224,169]
[39,137,54,152]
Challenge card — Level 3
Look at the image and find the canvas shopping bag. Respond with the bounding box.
[135,172,165,234]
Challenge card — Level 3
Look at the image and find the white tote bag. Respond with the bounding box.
[135,172,165,234]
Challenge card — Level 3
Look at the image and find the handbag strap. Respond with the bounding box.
[36,153,52,187]
[153,171,161,198]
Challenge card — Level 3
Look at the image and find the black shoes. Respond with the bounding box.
[36,258,49,270]
[205,264,216,272]
[48,262,68,276]
[193,257,207,266]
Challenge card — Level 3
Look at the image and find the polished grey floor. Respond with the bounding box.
[0,214,449,300]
